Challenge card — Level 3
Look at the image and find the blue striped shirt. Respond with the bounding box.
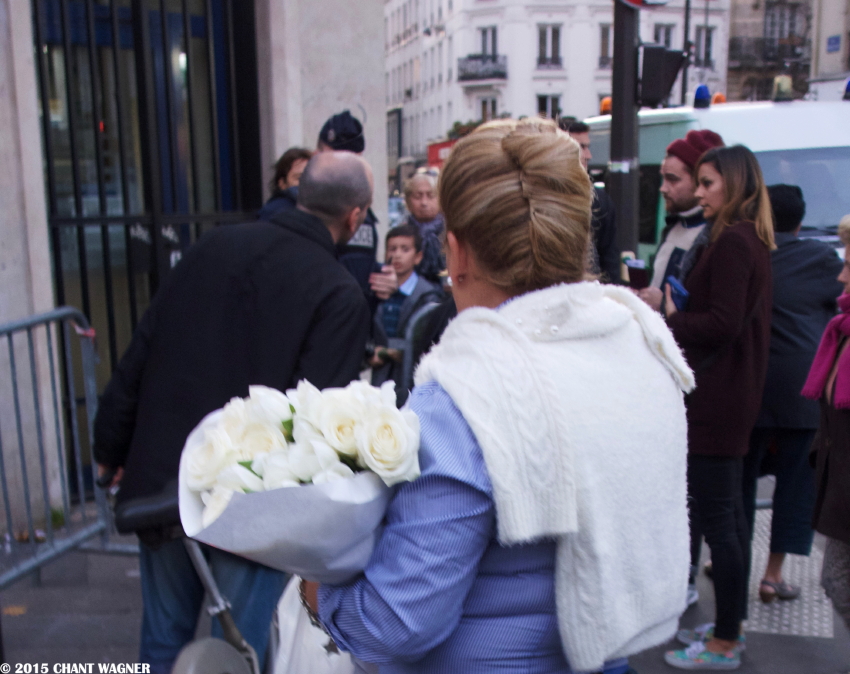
[319,382,630,674]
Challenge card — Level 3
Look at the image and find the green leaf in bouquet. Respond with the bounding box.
[340,453,361,473]
[238,460,260,476]
[282,418,294,443]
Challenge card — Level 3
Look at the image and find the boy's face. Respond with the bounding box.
[386,235,423,279]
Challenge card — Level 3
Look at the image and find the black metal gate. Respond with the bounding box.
[31,0,262,389]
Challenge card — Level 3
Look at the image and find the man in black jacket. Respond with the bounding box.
[93,151,373,674]
[563,120,619,283]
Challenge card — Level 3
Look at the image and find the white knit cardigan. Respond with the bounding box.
[414,282,694,672]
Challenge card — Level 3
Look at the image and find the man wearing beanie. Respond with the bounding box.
[639,129,724,312]
[317,110,395,308]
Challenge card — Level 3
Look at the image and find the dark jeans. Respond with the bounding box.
[139,537,288,674]
[743,428,816,555]
[687,455,750,641]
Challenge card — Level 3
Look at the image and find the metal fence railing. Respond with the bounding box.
[0,306,135,591]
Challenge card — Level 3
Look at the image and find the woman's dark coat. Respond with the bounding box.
[667,220,773,457]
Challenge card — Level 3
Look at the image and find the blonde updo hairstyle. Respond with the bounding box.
[439,118,594,296]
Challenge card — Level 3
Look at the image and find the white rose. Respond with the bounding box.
[312,461,355,484]
[317,388,363,458]
[345,380,390,408]
[292,417,325,446]
[356,407,421,486]
[289,439,342,482]
[219,397,250,439]
[249,385,294,423]
[249,451,271,477]
[376,380,398,408]
[185,426,235,491]
[262,451,300,490]
[201,486,235,528]
[231,422,288,463]
[286,380,323,426]
[248,386,295,440]
[216,463,265,493]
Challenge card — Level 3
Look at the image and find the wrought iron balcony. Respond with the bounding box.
[728,37,810,68]
[537,56,563,69]
[458,54,508,81]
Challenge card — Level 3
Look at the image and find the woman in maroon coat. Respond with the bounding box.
[663,145,775,671]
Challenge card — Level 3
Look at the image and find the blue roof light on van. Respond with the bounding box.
[844,78,850,101]
[694,84,711,109]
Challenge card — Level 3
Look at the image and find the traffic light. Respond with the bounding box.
[639,44,687,108]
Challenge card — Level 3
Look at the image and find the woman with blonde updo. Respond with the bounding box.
[312,119,694,673]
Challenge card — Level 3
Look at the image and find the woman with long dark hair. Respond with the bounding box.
[664,145,775,670]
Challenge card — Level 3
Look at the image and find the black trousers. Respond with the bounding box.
[687,454,750,640]
[743,428,816,555]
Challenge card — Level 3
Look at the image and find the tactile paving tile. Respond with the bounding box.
[743,509,834,638]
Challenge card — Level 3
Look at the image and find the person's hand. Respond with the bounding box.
[369,347,402,368]
[369,265,399,300]
[97,463,124,488]
[369,350,386,368]
[302,579,320,613]
[664,283,678,318]
[638,286,664,312]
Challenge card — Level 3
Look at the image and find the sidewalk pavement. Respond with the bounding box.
[1,484,848,672]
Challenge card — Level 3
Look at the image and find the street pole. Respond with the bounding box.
[609,0,640,258]
[681,0,691,104]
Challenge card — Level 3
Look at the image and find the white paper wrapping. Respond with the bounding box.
[179,412,391,584]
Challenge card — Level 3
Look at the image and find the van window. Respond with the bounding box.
[756,147,850,232]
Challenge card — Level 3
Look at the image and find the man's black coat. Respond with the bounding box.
[755,232,843,429]
[93,208,370,509]
[591,187,619,283]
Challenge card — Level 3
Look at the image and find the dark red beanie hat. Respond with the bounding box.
[666,129,724,171]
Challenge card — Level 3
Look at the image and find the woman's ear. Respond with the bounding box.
[446,232,469,281]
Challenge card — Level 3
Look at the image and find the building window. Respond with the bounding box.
[538,25,562,67]
[480,97,497,121]
[764,2,801,41]
[654,23,674,48]
[537,94,561,119]
[480,26,498,59]
[694,26,715,69]
[599,24,612,69]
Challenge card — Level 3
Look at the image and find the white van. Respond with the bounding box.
[585,100,850,260]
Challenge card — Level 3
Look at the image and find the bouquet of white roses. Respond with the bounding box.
[178,380,420,583]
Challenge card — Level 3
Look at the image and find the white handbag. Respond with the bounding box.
[273,576,357,674]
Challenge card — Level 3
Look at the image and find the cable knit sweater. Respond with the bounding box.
[415,282,694,671]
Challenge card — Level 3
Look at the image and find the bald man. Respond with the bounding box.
[94,151,373,674]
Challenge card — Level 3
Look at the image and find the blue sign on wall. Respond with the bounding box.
[827,35,841,53]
